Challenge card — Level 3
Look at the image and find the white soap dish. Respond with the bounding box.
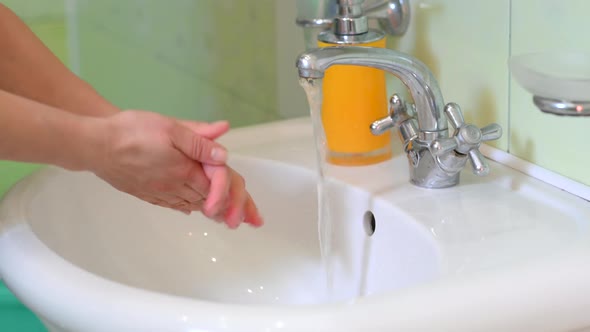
[509,52,590,116]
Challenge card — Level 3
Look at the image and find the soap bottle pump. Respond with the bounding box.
[317,0,390,166]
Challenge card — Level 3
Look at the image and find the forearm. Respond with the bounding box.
[0,89,104,171]
[0,4,119,117]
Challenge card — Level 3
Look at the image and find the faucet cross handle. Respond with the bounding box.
[430,103,502,176]
[370,94,413,135]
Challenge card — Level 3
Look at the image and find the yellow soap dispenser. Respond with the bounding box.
[317,0,390,166]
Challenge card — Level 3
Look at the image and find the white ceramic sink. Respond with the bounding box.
[1,118,590,332]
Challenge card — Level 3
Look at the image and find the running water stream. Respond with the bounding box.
[299,77,336,300]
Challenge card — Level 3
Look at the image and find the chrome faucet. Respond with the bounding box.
[296,0,410,36]
[296,46,502,188]
[296,0,410,50]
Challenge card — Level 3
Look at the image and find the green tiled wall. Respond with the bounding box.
[386,0,510,151]
[509,0,590,184]
[74,0,279,126]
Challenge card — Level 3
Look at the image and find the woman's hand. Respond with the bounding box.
[91,110,262,228]
[0,5,262,228]
[202,164,264,228]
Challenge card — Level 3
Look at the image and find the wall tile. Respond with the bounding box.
[276,1,309,119]
[510,0,590,184]
[1,0,64,21]
[74,0,279,127]
[390,0,510,150]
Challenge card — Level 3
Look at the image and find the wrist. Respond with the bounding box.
[91,97,121,117]
[63,116,109,172]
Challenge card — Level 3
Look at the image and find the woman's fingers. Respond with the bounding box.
[204,167,264,229]
[244,193,264,227]
[138,167,263,229]
[223,170,248,229]
[184,162,210,197]
[180,120,230,140]
[142,195,192,215]
[201,164,231,218]
[170,122,227,165]
[172,183,204,205]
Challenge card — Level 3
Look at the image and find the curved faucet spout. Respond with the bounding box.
[296,46,447,136]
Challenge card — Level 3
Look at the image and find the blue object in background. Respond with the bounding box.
[0,282,46,331]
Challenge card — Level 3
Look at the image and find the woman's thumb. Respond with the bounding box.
[170,122,228,164]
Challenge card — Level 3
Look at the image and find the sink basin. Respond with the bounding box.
[1,117,590,331]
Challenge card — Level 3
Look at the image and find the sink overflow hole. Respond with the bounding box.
[363,211,376,236]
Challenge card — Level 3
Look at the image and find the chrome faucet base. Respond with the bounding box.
[409,151,461,188]
[390,97,502,188]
